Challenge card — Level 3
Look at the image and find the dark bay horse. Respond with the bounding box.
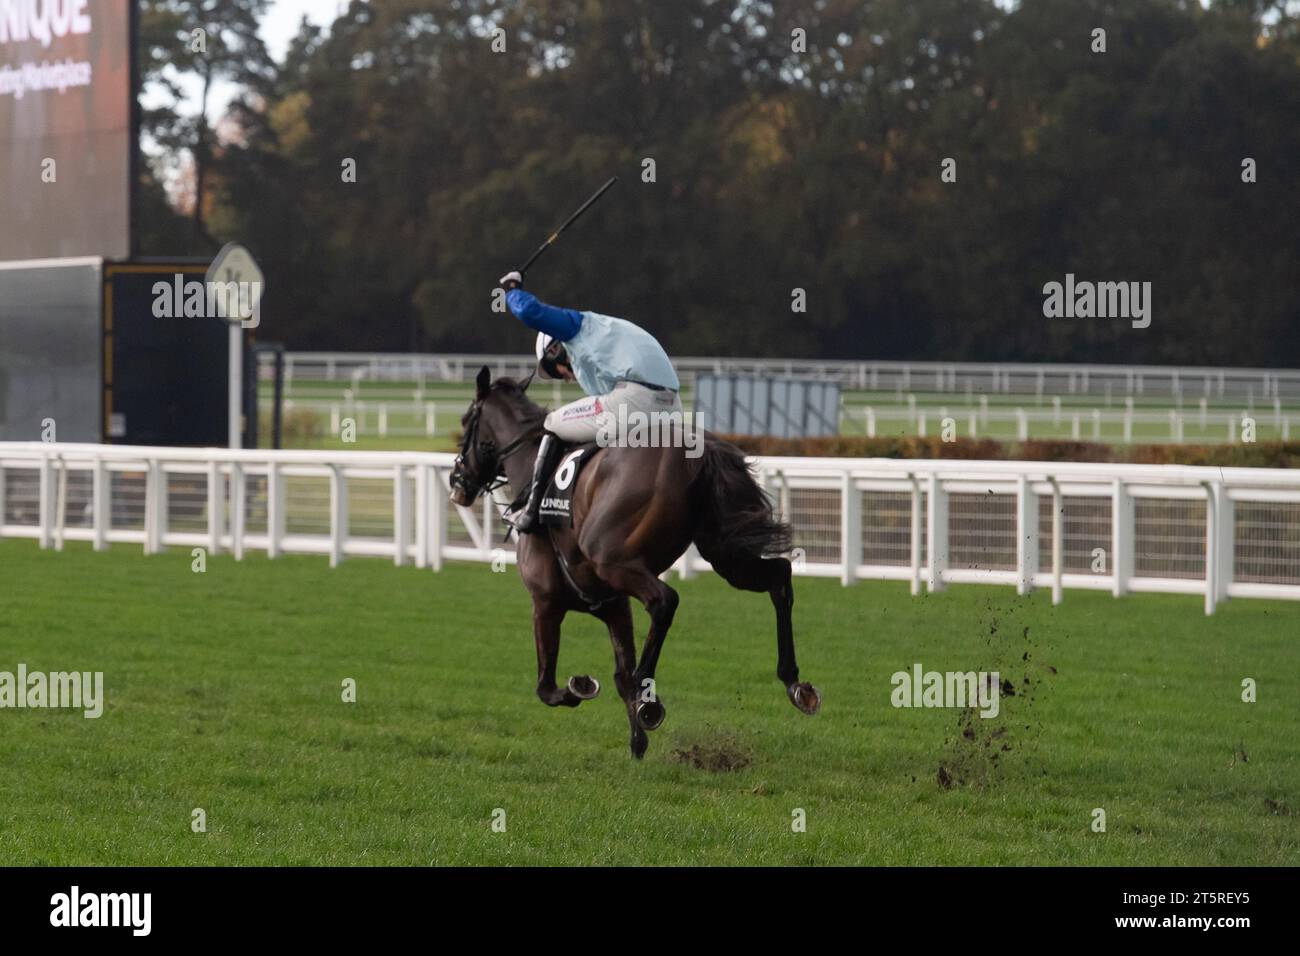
[449,368,820,758]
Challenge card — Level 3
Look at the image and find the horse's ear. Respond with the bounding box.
[475,366,491,400]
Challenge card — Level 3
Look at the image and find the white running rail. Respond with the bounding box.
[2,443,1298,615]
[272,352,1300,401]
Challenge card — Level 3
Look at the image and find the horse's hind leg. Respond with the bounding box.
[595,563,678,732]
[593,597,648,759]
[710,555,821,715]
[532,596,590,707]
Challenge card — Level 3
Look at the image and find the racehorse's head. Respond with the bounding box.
[449,366,542,506]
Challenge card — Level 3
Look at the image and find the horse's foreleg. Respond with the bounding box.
[596,564,678,732]
[593,597,647,758]
[532,598,585,707]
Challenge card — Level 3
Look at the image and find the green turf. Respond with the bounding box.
[0,539,1295,865]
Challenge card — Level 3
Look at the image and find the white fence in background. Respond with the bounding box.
[851,401,1293,443]
[271,352,1300,401]
[3,443,1299,616]
[275,395,1292,445]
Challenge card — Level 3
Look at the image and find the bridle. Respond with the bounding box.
[451,388,541,504]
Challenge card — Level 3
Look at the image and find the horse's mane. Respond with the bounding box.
[488,377,548,428]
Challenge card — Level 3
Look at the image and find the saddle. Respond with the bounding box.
[537,443,602,528]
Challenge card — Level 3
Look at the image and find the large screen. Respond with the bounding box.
[0,0,131,260]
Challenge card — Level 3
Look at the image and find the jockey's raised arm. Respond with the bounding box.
[504,287,582,342]
[497,270,682,533]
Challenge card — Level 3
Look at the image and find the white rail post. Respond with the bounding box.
[429,467,447,571]
[329,464,348,568]
[909,474,922,596]
[207,460,223,555]
[678,543,699,581]
[426,403,436,437]
[231,462,246,561]
[54,455,67,551]
[92,456,108,552]
[267,462,284,558]
[1016,408,1028,441]
[393,463,408,567]
[1111,479,1134,597]
[1203,482,1218,616]
[414,464,429,569]
[147,459,168,554]
[1015,475,1038,595]
[1214,481,1233,606]
[1049,478,1063,605]
[926,473,948,592]
[840,468,861,586]
[37,453,54,549]
[0,459,6,540]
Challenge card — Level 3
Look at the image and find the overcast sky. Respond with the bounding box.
[148,0,342,123]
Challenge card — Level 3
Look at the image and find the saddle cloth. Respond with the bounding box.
[538,443,602,528]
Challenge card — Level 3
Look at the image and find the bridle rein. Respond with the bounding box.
[450,391,540,504]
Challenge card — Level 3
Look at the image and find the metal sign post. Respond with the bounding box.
[206,244,264,448]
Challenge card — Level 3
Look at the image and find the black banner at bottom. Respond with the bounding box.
[0,866,1286,942]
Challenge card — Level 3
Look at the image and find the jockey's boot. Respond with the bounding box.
[513,432,561,534]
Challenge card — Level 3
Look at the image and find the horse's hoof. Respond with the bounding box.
[790,682,822,715]
[567,675,600,700]
[636,699,666,731]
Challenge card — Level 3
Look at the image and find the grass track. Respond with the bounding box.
[0,539,1296,865]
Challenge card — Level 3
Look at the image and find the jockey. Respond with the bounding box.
[498,270,681,534]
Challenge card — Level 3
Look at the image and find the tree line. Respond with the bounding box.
[137,0,1300,367]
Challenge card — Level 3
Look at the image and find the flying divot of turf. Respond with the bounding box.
[936,598,1057,790]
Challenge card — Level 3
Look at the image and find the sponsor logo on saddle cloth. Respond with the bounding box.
[538,445,602,527]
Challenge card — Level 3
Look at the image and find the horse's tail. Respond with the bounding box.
[690,436,791,565]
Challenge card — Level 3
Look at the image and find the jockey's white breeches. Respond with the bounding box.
[544,381,683,444]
